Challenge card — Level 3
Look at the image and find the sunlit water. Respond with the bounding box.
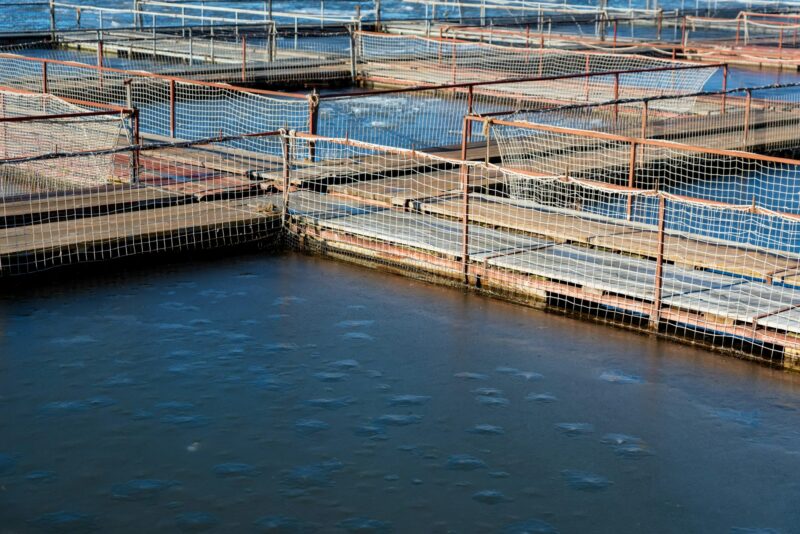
[2,253,800,532]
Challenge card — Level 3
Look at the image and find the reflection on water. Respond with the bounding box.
[2,253,800,532]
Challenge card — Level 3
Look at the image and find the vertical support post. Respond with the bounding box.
[210,36,215,63]
[375,0,381,31]
[721,64,727,114]
[49,0,56,40]
[451,39,457,85]
[650,195,666,330]
[465,86,474,141]
[42,62,48,94]
[626,141,637,220]
[0,94,5,158]
[743,88,752,147]
[97,38,104,90]
[583,54,590,102]
[281,132,291,228]
[349,26,358,82]
[460,117,471,285]
[132,109,140,185]
[134,0,142,30]
[320,0,324,29]
[681,15,687,47]
[169,79,176,138]
[613,72,620,121]
[189,28,194,66]
[735,16,741,46]
[308,91,319,162]
[241,34,247,83]
[613,20,618,48]
[640,99,649,139]
[294,18,298,49]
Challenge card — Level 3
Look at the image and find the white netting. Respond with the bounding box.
[0,90,127,196]
[269,132,800,363]
[356,31,717,91]
[0,54,311,156]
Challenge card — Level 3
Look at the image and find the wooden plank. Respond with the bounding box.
[0,185,191,228]
[590,231,800,281]
[487,243,740,302]
[0,200,278,274]
[418,195,630,244]
[327,167,502,206]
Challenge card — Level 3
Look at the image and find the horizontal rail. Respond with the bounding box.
[0,128,282,164]
[0,53,310,100]
[139,0,361,24]
[321,63,724,100]
[0,109,131,122]
[479,115,800,167]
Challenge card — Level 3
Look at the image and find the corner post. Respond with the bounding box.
[307,91,319,162]
[460,116,471,285]
[280,131,291,229]
[650,195,666,330]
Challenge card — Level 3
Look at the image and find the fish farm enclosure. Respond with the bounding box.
[6,0,800,371]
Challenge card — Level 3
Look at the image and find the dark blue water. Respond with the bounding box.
[2,253,800,533]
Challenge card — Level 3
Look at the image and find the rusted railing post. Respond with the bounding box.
[613,20,618,48]
[307,91,319,161]
[626,141,637,220]
[640,99,649,138]
[241,34,247,83]
[169,79,176,138]
[281,131,291,228]
[132,108,141,185]
[743,88,752,147]
[349,26,358,82]
[465,85,474,141]
[460,116,471,285]
[613,72,620,121]
[97,39,104,89]
[41,62,48,94]
[584,54,590,101]
[721,64,728,114]
[650,195,666,330]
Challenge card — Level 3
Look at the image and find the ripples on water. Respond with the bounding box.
[2,254,800,532]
